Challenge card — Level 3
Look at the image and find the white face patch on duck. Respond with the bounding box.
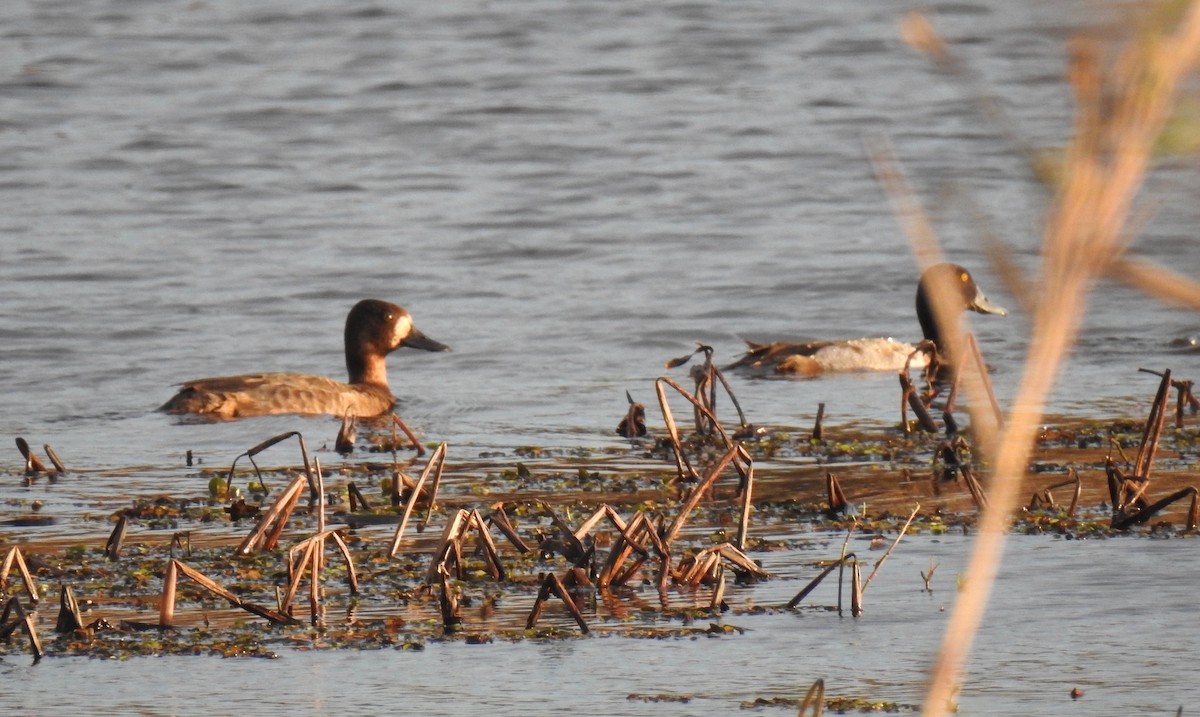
[390,313,414,347]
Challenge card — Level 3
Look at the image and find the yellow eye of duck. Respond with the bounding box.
[959,271,969,283]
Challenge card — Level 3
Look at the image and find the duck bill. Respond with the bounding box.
[969,287,1008,317]
[402,328,451,352]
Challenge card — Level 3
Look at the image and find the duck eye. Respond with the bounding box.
[385,313,394,321]
[960,272,969,283]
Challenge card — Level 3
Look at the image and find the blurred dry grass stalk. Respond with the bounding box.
[900,3,1200,714]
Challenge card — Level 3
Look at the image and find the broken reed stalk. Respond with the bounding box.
[665,343,752,429]
[422,509,506,585]
[1030,470,1082,517]
[43,444,66,473]
[785,553,858,617]
[280,528,361,619]
[899,372,939,433]
[525,571,589,634]
[389,442,449,557]
[678,543,769,586]
[798,678,826,717]
[654,377,702,481]
[826,473,847,516]
[391,413,426,456]
[486,503,532,554]
[224,430,316,502]
[661,443,751,546]
[863,504,920,591]
[55,584,83,633]
[1134,369,1171,480]
[347,482,372,512]
[105,514,129,560]
[912,6,1200,715]
[655,376,751,489]
[0,546,39,603]
[0,596,42,661]
[15,437,48,474]
[236,474,307,555]
[1113,486,1200,530]
[960,466,989,512]
[812,402,825,441]
[736,458,754,550]
[160,559,297,627]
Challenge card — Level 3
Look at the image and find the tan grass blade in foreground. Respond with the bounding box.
[907,4,1200,714]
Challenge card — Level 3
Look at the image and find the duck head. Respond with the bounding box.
[915,264,1007,346]
[346,299,450,385]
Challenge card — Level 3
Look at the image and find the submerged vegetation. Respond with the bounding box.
[2,365,1197,673]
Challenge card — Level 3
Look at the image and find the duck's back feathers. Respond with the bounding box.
[729,338,929,376]
[160,372,395,420]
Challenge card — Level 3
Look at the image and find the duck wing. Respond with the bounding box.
[725,339,835,370]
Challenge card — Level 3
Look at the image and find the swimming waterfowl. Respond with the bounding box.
[160,299,449,419]
[727,264,1007,376]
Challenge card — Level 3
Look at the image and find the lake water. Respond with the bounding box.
[1,0,1198,714]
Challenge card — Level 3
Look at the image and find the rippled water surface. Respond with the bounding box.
[2,0,1198,714]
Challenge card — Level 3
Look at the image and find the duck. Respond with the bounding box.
[726,263,1007,376]
[160,299,450,419]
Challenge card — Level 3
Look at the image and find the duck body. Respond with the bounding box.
[728,264,1006,376]
[160,299,449,419]
[738,337,931,377]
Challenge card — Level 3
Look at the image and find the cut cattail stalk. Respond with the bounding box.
[159,559,178,627]
[167,559,296,626]
[1028,471,1082,517]
[826,473,847,516]
[436,565,462,632]
[224,430,315,501]
[812,402,826,441]
[236,474,307,555]
[655,378,700,481]
[1134,369,1172,479]
[347,482,372,512]
[736,457,754,550]
[55,584,83,633]
[525,572,589,634]
[390,413,426,456]
[662,443,744,547]
[105,515,129,560]
[1112,487,1200,531]
[851,561,863,617]
[863,504,920,592]
[899,373,938,433]
[389,442,449,558]
[709,564,727,612]
[15,437,47,474]
[486,504,532,553]
[0,596,42,661]
[538,503,589,563]
[786,553,857,612]
[43,444,66,473]
[335,414,356,454]
[170,531,191,558]
[961,465,988,511]
[0,547,39,604]
[797,678,825,717]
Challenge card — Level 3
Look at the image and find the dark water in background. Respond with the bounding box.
[1,1,1198,714]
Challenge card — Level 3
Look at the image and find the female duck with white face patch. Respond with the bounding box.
[727,264,1007,376]
[160,299,450,419]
